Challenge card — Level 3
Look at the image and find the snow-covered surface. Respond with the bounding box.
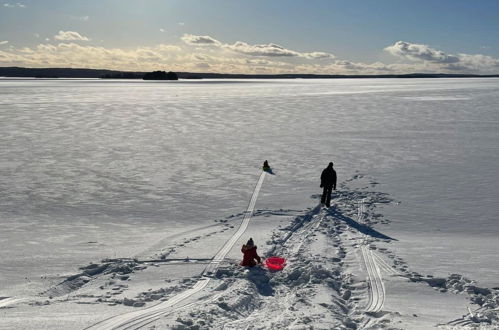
[1,78,499,329]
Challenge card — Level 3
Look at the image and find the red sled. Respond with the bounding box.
[265,257,286,271]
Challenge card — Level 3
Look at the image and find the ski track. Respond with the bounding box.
[85,171,267,330]
[357,198,386,313]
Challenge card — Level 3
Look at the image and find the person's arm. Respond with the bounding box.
[333,171,337,190]
[254,248,262,263]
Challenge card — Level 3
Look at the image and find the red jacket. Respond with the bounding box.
[241,245,261,267]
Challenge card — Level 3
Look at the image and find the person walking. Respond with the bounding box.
[320,162,337,207]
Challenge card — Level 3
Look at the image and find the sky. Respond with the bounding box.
[1,0,498,74]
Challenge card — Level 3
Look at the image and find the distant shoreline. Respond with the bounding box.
[1,66,499,79]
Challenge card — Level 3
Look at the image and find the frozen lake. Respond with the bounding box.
[1,77,499,296]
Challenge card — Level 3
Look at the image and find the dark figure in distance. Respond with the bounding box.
[320,162,337,207]
[263,160,275,174]
[241,238,261,267]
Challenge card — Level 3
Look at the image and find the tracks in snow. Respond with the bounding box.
[86,171,267,330]
[357,198,386,313]
[361,246,385,313]
[87,177,391,328]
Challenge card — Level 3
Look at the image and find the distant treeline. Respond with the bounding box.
[1,66,499,79]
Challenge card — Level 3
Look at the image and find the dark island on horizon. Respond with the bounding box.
[1,66,499,80]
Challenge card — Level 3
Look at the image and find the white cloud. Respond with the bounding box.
[181,34,221,46]
[302,52,335,60]
[181,34,335,59]
[449,53,499,72]
[54,30,90,41]
[4,2,25,8]
[159,28,165,33]
[178,22,185,26]
[0,43,184,71]
[227,41,300,57]
[0,36,497,75]
[34,33,40,38]
[385,41,499,73]
[0,41,9,45]
[384,41,459,64]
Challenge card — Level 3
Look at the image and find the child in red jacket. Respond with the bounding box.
[241,238,261,267]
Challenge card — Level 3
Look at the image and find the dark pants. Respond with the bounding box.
[321,186,333,207]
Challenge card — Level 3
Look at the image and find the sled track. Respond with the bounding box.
[373,253,402,276]
[358,198,386,313]
[86,171,267,330]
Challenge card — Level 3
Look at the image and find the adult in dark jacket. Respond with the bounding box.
[320,162,337,207]
[241,238,261,267]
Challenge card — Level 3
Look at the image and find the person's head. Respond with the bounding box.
[328,162,334,168]
[246,238,254,247]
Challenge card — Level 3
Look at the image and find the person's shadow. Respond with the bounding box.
[264,168,275,175]
[326,205,396,241]
[245,266,274,296]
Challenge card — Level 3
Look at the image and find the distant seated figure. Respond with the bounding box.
[241,238,261,267]
[263,160,270,171]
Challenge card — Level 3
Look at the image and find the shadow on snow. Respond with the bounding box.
[326,206,396,241]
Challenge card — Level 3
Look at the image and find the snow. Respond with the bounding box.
[1,78,499,329]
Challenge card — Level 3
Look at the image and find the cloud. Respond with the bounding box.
[181,34,335,59]
[385,41,499,73]
[302,52,335,60]
[3,2,25,8]
[227,41,300,57]
[181,34,221,46]
[230,42,335,59]
[159,28,165,33]
[0,41,9,45]
[1,36,497,75]
[0,42,184,71]
[178,22,185,26]
[54,31,90,41]
[195,62,210,69]
[449,53,499,72]
[384,41,459,64]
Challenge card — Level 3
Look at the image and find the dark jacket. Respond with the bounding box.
[241,245,261,267]
[321,165,337,189]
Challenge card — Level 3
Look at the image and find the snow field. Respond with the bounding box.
[1,174,499,329]
[2,78,499,329]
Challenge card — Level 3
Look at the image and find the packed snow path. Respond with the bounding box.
[86,171,267,330]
